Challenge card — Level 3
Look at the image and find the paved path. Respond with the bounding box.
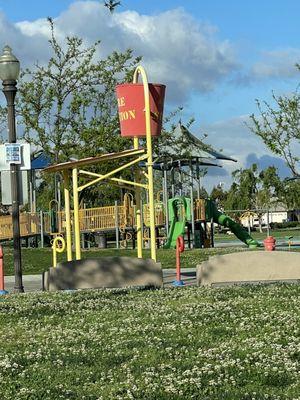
[4,268,197,293]
[162,268,196,287]
[4,275,42,293]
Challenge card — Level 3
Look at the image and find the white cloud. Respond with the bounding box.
[204,115,266,165]
[199,115,278,191]
[7,2,300,102]
[1,2,299,99]
[251,48,300,79]
[0,12,51,68]
[199,114,297,191]
[234,48,300,85]
[7,1,238,102]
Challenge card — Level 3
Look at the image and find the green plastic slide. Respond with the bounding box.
[207,200,259,248]
[163,197,259,249]
[164,197,191,249]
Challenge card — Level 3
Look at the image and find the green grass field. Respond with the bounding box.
[2,232,300,399]
[3,226,300,276]
[0,285,299,399]
[214,227,300,242]
[3,246,249,275]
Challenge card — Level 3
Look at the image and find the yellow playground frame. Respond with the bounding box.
[44,65,157,263]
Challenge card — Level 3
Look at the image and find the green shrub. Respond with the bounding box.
[270,221,300,229]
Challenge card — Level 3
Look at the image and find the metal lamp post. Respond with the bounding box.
[0,45,24,293]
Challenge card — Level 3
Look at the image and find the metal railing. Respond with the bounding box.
[0,212,40,240]
[0,199,211,241]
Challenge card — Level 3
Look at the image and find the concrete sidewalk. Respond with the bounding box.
[4,275,43,293]
[4,268,197,293]
[162,268,196,287]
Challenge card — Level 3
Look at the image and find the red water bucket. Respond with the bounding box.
[116,83,166,137]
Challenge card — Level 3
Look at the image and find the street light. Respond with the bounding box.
[0,45,24,293]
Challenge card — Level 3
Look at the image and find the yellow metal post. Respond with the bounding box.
[133,66,157,261]
[63,171,72,261]
[134,137,143,258]
[52,236,66,268]
[72,168,81,260]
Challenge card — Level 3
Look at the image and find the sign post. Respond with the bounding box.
[0,143,31,206]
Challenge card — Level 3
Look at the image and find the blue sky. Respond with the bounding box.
[0,0,299,188]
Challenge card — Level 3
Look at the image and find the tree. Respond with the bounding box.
[13,18,140,163]
[0,20,215,209]
[0,19,142,208]
[225,164,258,211]
[224,164,286,231]
[280,179,300,210]
[210,184,227,208]
[257,166,282,206]
[249,88,300,176]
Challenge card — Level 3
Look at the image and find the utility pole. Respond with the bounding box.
[0,46,24,293]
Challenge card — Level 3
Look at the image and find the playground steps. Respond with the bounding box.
[197,251,300,287]
[43,256,163,291]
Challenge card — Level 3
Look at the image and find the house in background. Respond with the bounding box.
[239,204,288,229]
[261,204,288,226]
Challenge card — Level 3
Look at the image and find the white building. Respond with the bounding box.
[239,204,288,228]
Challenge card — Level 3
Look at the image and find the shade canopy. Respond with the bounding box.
[31,152,52,170]
[140,158,221,171]
[44,148,146,173]
[158,123,237,162]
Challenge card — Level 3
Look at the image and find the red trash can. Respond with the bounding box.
[116,83,166,137]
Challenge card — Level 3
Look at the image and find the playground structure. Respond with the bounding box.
[38,64,258,259]
[0,44,298,293]
[40,65,169,290]
[42,66,163,269]
[0,212,40,241]
[0,62,260,253]
[163,197,259,249]
[0,64,260,293]
[0,122,260,250]
[0,193,259,249]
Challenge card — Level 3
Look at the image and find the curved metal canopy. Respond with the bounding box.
[158,123,237,162]
[141,158,221,171]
